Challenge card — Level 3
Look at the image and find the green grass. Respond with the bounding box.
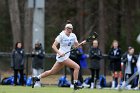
[0,86,139,93]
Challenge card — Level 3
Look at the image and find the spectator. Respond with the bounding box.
[108,40,122,89]
[79,46,88,69]
[31,41,45,87]
[88,40,102,89]
[121,46,137,89]
[11,42,25,86]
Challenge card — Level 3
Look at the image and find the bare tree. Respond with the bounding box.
[76,0,85,41]
[24,0,33,53]
[98,0,107,74]
[23,0,34,75]
[123,0,135,46]
[8,0,21,46]
[116,0,122,41]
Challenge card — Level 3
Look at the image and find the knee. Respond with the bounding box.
[74,64,80,71]
[114,72,119,78]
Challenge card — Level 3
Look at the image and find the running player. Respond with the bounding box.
[32,22,86,90]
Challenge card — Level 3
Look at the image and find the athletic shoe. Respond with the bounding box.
[133,87,140,90]
[90,82,94,89]
[32,77,40,88]
[115,85,121,90]
[74,82,83,90]
[70,84,74,88]
[125,85,132,90]
[96,85,101,89]
[34,81,41,87]
[82,83,90,88]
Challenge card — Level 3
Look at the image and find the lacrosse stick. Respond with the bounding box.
[58,32,98,58]
[122,71,139,88]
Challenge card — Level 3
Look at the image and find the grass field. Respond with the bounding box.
[0,86,140,93]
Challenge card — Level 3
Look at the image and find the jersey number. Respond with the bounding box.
[68,42,71,46]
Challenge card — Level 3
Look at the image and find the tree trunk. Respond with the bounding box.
[24,1,33,53]
[24,0,34,75]
[124,0,135,46]
[98,0,106,74]
[76,0,85,41]
[8,0,21,46]
[116,0,122,41]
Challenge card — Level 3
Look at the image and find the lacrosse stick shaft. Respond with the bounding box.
[58,42,84,58]
[137,72,140,88]
[123,71,139,88]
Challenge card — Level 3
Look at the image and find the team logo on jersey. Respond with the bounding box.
[68,42,71,46]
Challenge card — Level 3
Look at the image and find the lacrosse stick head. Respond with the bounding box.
[86,32,98,42]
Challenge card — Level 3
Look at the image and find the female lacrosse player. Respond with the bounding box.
[88,40,102,89]
[32,22,86,90]
[121,47,137,89]
[108,40,122,89]
[11,42,25,86]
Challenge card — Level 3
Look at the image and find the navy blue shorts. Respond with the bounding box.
[109,62,121,72]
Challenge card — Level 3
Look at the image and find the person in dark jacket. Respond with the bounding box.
[11,42,25,86]
[88,40,102,89]
[69,47,83,88]
[108,40,122,89]
[69,47,90,88]
[31,41,45,87]
[79,46,88,69]
[121,46,137,89]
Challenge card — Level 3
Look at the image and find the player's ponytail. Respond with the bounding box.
[66,20,71,24]
[65,20,73,29]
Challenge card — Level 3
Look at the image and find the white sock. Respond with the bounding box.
[90,82,94,88]
[37,75,41,79]
[74,80,78,83]
[112,81,115,88]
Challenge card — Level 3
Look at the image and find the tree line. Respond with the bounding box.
[0,0,140,54]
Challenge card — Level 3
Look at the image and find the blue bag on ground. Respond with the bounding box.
[1,76,14,85]
[83,77,91,85]
[83,75,106,87]
[26,77,32,86]
[99,75,106,87]
[58,76,70,87]
[1,74,26,85]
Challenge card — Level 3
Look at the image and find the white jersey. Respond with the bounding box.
[55,31,78,62]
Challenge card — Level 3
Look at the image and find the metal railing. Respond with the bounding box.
[0,52,110,76]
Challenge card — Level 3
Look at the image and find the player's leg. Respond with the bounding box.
[32,62,64,88]
[95,69,101,89]
[90,69,95,89]
[19,69,24,86]
[70,68,74,88]
[14,69,18,85]
[111,71,116,88]
[115,71,122,89]
[78,68,83,84]
[38,62,64,78]
[63,58,82,90]
[32,68,39,87]
[134,72,140,90]
[110,63,115,88]
[63,58,79,81]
